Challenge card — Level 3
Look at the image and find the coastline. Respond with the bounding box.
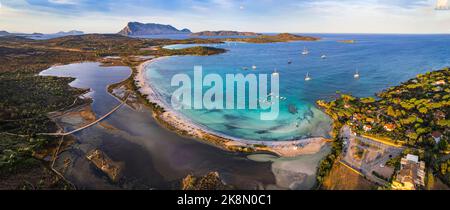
[39,62,279,189]
[134,59,331,157]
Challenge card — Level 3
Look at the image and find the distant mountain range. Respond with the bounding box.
[0,30,84,38]
[0,30,42,36]
[0,31,10,36]
[191,31,261,36]
[118,22,191,36]
[53,30,84,36]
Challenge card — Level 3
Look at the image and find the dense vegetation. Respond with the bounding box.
[0,47,95,74]
[317,68,450,186]
[0,34,226,188]
[435,158,450,184]
[181,172,232,190]
[315,137,343,188]
[318,69,449,148]
[155,46,226,56]
[221,33,319,43]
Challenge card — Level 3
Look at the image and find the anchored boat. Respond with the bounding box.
[272,69,279,76]
[354,70,360,79]
[305,72,311,81]
[302,47,309,55]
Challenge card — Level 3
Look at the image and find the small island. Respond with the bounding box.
[338,40,356,44]
[222,33,320,43]
[118,22,191,36]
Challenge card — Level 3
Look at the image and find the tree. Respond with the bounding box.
[441,162,448,175]
[387,106,396,117]
[418,107,428,114]
[361,97,375,103]
[438,139,449,151]
[406,131,418,140]
[426,171,434,190]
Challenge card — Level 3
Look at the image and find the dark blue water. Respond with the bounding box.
[145,34,450,141]
[134,34,258,40]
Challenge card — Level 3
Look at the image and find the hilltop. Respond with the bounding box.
[52,30,84,36]
[0,31,10,36]
[118,22,191,36]
[0,30,83,39]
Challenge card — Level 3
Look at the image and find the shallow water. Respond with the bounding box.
[40,62,283,189]
[145,34,450,141]
[248,145,331,190]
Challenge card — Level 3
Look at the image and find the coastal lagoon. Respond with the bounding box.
[145,34,450,141]
[38,62,332,189]
[39,63,279,189]
[35,33,450,189]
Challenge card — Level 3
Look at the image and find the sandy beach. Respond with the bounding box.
[134,59,330,157]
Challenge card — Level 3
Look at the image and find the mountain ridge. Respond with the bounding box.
[118,22,191,36]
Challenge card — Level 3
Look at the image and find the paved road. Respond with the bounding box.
[340,125,403,186]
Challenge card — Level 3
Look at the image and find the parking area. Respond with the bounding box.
[341,126,403,185]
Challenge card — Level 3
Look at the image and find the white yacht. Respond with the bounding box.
[252,65,257,70]
[302,47,309,55]
[354,70,360,79]
[272,69,279,76]
[321,55,327,59]
[305,72,311,81]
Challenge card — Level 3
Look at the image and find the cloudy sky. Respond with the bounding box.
[0,0,449,34]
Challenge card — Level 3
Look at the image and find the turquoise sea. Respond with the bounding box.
[144,34,450,141]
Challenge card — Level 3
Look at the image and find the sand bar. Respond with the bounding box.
[135,59,330,157]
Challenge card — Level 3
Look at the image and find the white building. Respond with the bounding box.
[393,154,425,190]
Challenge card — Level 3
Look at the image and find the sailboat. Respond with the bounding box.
[272,69,279,76]
[305,72,311,81]
[354,70,360,79]
[436,0,449,10]
[302,47,309,55]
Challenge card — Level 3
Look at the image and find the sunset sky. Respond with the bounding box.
[1,0,449,34]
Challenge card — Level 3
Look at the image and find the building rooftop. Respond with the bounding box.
[406,154,419,163]
[431,131,442,138]
[393,154,425,190]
